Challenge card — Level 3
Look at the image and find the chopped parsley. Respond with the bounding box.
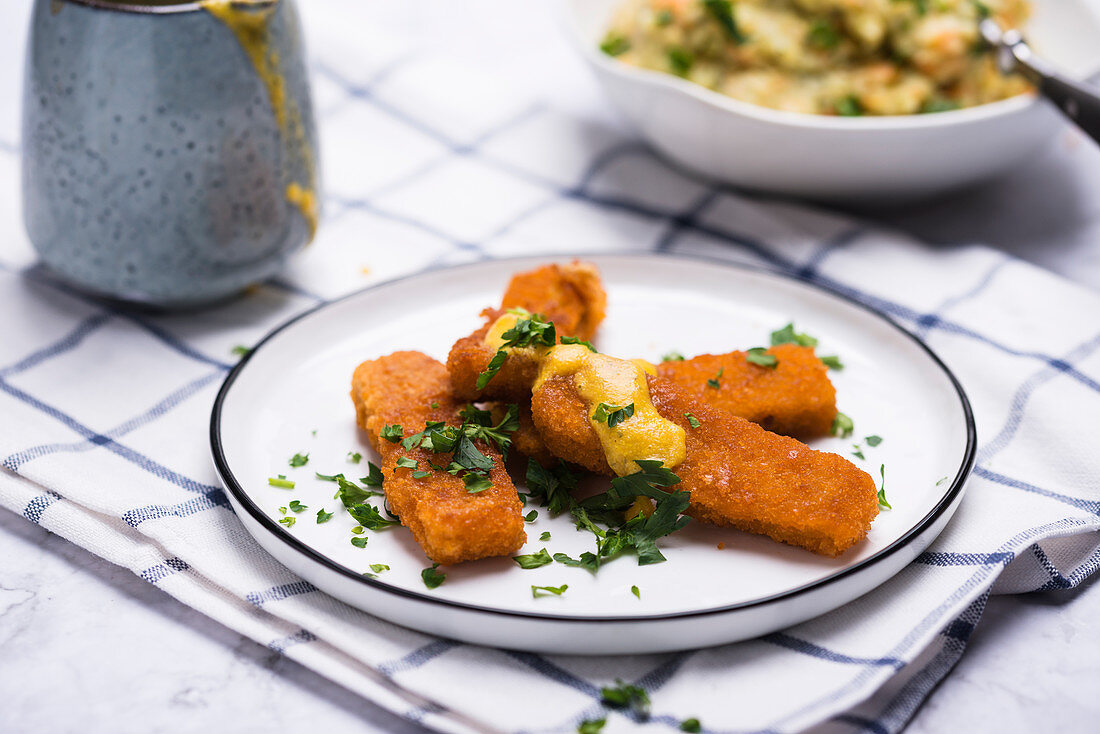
[684,413,702,429]
[539,531,551,541]
[316,508,333,524]
[350,536,368,548]
[288,452,309,468]
[746,347,778,368]
[570,460,690,569]
[369,563,389,574]
[288,500,307,513]
[703,0,746,43]
[278,506,287,515]
[395,456,418,470]
[578,719,606,734]
[807,19,841,50]
[334,477,398,530]
[554,551,600,572]
[561,336,597,352]
[268,476,295,489]
[381,424,403,443]
[347,451,362,464]
[351,525,365,534]
[878,464,891,510]
[866,435,883,447]
[837,96,863,116]
[661,351,685,362]
[463,473,493,494]
[771,323,819,347]
[593,402,635,428]
[936,475,949,486]
[600,32,631,57]
[631,585,641,599]
[668,46,694,76]
[278,516,295,527]
[831,412,854,438]
[656,9,674,26]
[531,584,568,598]
[680,718,702,733]
[430,401,440,409]
[231,345,250,357]
[513,548,553,569]
[526,459,579,516]
[852,445,866,460]
[315,471,345,482]
[477,311,557,389]
[706,368,724,389]
[820,355,844,370]
[525,510,538,522]
[411,470,431,479]
[421,564,446,589]
[601,679,651,716]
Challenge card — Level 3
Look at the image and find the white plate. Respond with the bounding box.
[211,255,975,654]
[559,0,1100,201]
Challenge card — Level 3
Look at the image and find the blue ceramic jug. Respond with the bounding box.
[22,0,320,307]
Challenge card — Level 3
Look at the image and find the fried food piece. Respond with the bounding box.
[447,261,607,402]
[658,344,837,439]
[500,261,607,341]
[351,351,526,564]
[530,369,877,556]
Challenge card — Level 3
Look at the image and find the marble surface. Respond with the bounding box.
[2,1,1100,733]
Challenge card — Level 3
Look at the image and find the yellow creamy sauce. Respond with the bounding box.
[202,0,318,239]
[534,344,685,477]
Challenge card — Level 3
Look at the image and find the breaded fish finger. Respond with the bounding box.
[351,351,526,564]
[447,261,607,402]
[658,344,837,439]
[529,347,877,556]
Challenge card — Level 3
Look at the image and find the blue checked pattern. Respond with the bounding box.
[1,4,1099,733]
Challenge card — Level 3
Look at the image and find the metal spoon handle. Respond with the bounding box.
[986,21,1100,145]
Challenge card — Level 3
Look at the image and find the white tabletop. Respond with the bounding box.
[2,1,1098,732]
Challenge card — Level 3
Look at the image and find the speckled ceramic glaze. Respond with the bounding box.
[22,0,320,308]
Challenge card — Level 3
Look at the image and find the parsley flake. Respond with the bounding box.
[631,585,641,599]
[526,459,578,516]
[531,584,568,598]
[831,412,854,438]
[288,452,309,468]
[820,355,844,370]
[362,462,384,487]
[513,548,553,569]
[771,323,819,347]
[395,456,418,470]
[421,564,446,589]
[592,402,635,428]
[706,368,724,389]
[316,508,333,524]
[684,413,701,429]
[347,451,362,464]
[554,551,600,572]
[865,435,883,447]
[315,471,345,482]
[680,718,702,733]
[578,719,606,734]
[463,473,493,494]
[561,336,597,352]
[746,347,778,368]
[278,516,295,527]
[288,500,307,513]
[411,470,431,479]
[936,475,949,486]
[231,345,251,357]
[668,46,694,76]
[278,506,287,515]
[539,531,551,541]
[878,464,891,510]
[350,536,368,548]
[601,679,651,716]
[476,312,557,389]
[268,477,295,489]
[661,351,685,362]
[703,0,747,42]
[381,424,403,443]
[599,32,631,57]
[369,563,389,574]
[852,446,866,460]
[837,95,863,116]
[525,510,538,522]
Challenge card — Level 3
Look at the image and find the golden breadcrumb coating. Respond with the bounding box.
[658,344,837,439]
[351,351,526,564]
[530,372,877,556]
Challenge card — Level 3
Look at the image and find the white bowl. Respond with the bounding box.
[560,0,1100,201]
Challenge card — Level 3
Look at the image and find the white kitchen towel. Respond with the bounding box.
[2,4,1099,734]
